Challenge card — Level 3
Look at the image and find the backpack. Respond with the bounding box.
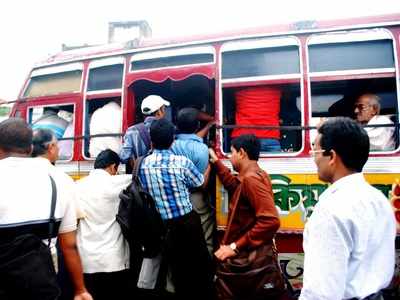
[0,176,60,300]
[117,156,166,258]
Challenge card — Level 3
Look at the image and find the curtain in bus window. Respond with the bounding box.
[309,40,394,72]
[24,71,82,98]
[222,46,299,79]
[87,64,124,91]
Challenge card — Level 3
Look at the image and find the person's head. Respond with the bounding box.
[43,106,59,115]
[32,129,59,163]
[312,117,369,183]
[94,149,120,175]
[0,118,32,159]
[176,108,200,134]
[150,118,175,150]
[354,94,381,124]
[141,95,170,119]
[230,134,260,171]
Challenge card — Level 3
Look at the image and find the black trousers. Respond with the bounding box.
[84,269,132,300]
[164,211,215,300]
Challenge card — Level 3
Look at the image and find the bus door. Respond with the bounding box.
[126,46,216,127]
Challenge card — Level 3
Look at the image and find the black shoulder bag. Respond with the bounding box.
[0,175,60,300]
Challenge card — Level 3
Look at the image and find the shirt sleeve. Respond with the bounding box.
[235,175,280,250]
[214,160,240,193]
[58,179,78,233]
[183,158,204,188]
[120,130,135,163]
[299,208,350,300]
[195,144,209,174]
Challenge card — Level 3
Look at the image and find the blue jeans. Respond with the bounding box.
[259,138,281,152]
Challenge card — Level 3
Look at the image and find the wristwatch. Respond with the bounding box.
[229,242,239,254]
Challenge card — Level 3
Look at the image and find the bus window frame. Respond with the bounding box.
[219,36,305,158]
[26,101,77,163]
[22,62,84,99]
[129,45,216,73]
[306,28,400,156]
[86,56,125,94]
[82,57,127,160]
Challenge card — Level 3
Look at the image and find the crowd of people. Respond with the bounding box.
[0,92,397,300]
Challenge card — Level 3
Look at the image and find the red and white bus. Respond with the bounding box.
[9,13,400,294]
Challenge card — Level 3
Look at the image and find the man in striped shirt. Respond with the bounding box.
[138,118,213,299]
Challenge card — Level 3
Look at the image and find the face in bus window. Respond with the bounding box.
[354,95,377,124]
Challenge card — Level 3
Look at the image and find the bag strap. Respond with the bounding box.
[48,175,57,247]
[222,184,242,245]
[135,122,151,150]
[132,155,146,181]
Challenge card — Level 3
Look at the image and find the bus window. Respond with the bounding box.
[130,75,215,131]
[221,37,302,154]
[130,46,214,71]
[23,63,83,98]
[28,104,75,160]
[87,58,124,92]
[84,97,122,158]
[309,30,398,152]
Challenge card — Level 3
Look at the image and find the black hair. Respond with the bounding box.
[94,149,121,169]
[0,118,32,154]
[176,108,199,134]
[231,134,260,161]
[32,129,55,157]
[150,118,175,150]
[318,117,369,172]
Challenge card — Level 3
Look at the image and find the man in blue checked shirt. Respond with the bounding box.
[138,118,214,299]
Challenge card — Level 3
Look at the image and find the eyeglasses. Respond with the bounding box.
[354,103,372,111]
[309,149,326,156]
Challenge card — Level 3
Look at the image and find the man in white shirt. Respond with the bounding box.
[89,101,122,157]
[0,118,92,300]
[75,149,131,300]
[301,117,396,300]
[354,94,395,151]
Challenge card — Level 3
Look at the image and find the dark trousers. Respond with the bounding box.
[84,269,132,300]
[164,210,214,300]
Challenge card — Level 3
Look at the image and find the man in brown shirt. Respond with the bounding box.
[209,134,280,260]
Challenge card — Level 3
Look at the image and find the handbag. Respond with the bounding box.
[0,175,60,300]
[215,186,285,299]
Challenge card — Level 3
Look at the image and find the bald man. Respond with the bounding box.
[354,94,395,151]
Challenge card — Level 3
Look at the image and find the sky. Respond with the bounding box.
[1,0,400,101]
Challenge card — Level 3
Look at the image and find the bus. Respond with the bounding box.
[9,13,400,295]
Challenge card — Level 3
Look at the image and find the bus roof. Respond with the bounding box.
[36,13,400,68]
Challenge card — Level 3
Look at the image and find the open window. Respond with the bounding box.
[308,29,398,151]
[130,75,215,141]
[23,63,83,98]
[84,57,125,158]
[28,104,75,160]
[220,37,302,154]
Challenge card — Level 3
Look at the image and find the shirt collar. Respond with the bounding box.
[238,161,261,180]
[90,168,111,177]
[324,173,365,195]
[144,116,157,124]
[176,133,203,143]
[153,149,173,155]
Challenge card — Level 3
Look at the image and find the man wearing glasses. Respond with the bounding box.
[300,117,396,300]
[354,93,395,151]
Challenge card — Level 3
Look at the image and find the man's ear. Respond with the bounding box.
[239,147,248,159]
[328,149,338,167]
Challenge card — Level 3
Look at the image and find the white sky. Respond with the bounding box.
[1,0,400,101]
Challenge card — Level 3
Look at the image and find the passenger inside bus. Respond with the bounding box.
[32,106,68,140]
[58,111,74,160]
[87,99,122,158]
[232,86,281,152]
[353,93,395,151]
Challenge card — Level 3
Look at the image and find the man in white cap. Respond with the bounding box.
[120,95,170,171]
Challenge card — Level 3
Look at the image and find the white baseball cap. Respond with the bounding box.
[141,95,170,115]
